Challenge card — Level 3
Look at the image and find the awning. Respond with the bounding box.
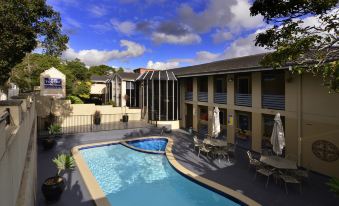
[90,84,106,95]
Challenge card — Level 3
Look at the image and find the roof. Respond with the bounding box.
[90,75,110,82]
[115,72,140,81]
[169,53,270,77]
[136,70,177,81]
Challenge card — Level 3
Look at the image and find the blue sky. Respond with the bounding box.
[47,0,268,70]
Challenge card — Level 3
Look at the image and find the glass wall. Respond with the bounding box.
[235,111,252,149]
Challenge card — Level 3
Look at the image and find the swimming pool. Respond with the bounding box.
[124,138,168,152]
[79,138,242,206]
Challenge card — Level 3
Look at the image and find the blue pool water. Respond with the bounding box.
[126,138,168,152]
[80,140,241,206]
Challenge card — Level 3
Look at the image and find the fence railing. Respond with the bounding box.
[262,94,285,110]
[198,92,208,102]
[38,113,145,135]
[235,93,252,107]
[185,92,193,101]
[214,93,227,104]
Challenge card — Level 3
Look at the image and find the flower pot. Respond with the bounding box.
[94,117,101,125]
[42,137,56,150]
[41,176,65,202]
[122,114,129,122]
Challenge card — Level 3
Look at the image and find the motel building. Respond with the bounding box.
[135,53,339,178]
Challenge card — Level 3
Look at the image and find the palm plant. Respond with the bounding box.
[327,177,339,196]
[52,153,76,176]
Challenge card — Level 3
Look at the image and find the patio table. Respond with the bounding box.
[260,156,297,170]
[203,138,228,147]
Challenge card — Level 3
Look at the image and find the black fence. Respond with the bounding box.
[37,113,149,136]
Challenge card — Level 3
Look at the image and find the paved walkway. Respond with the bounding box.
[37,129,339,206]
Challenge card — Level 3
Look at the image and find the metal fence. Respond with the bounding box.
[37,113,147,136]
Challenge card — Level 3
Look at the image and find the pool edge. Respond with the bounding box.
[71,136,261,206]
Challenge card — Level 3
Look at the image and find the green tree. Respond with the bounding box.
[64,59,89,81]
[117,67,124,73]
[11,54,61,91]
[89,65,115,76]
[73,81,91,100]
[250,0,339,92]
[0,0,68,85]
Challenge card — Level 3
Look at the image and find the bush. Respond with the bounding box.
[106,100,116,107]
[67,95,84,104]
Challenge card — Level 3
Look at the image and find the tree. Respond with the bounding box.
[89,65,115,76]
[117,67,125,73]
[11,54,61,91]
[63,59,89,81]
[250,0,339,92]
[0,0,68,85]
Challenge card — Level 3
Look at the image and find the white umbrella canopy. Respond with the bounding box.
[212,107,221,138]
[271,113,285,155]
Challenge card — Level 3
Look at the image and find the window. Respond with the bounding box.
[199,106,208,121]
[199,77,208,92]
[237,112,251,131]
[215,78,225,93]
[237,77,250,94]
[186,78,193,92]
[219,109,227,125]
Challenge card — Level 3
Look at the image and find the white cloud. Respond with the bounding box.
[146,60,180,70]
[111,19,136,35]
[152,32,201,44]
[62,40,146,66]
[178,0,264,35]
[212,30,233,43]
[89,5,107,17]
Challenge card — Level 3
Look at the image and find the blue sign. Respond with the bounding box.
[44,78,62,89]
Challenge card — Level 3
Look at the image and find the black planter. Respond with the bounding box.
[41,176,65,202]
[42,137,56,150]
[122,115,129,122]
[94,117,101,125]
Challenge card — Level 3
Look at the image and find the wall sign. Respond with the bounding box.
[312,140,339,162]
[44,78,62,89]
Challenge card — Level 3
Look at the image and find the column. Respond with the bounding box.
[227,74,235,143]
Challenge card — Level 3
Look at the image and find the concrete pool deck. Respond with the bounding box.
[37,129,339,206]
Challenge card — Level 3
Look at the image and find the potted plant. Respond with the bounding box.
[42,124,61,150]
[41,153,76,202]
[122,95,129,122]
[327,177,339,197]
[93,110,101,125]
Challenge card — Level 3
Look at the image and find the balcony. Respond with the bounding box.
[262,94,285,110]
[214,92,227,104]
[185,92,193,101]
[198,92,208,102]
[235,93,252,107]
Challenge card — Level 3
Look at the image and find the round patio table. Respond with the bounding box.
[260,155,297,170]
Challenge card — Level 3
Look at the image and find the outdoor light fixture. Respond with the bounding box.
[228,77,234,82]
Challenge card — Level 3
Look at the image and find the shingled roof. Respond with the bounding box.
[169,53,271,77]
[115,72,140,80]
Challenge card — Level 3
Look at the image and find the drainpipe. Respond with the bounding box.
[297,74,303,166]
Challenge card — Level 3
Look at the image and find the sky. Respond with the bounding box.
[47,0,269,70]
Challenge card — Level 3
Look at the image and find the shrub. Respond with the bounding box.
[106,100,116,107]
[67,95,84,104]
[48,124,61,135]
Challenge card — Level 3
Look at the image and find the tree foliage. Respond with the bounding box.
[250,0,339,92]
[89,65,115,76]
[0,0,68,85]
[117,67,125,73]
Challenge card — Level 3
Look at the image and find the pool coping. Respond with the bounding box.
[71,136,261,206]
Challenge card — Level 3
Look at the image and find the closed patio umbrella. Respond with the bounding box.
[212,107,221,138]
[271,113,285,155]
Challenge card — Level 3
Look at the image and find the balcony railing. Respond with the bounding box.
[235,93,252,107]
[262,94,285,110]
[198,92,208,102]
[214,93,227,104]
[185,92,193,101]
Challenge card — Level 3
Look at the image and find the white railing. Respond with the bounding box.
[235,93,252,107]
[198,92,208,102]
[214,93,227,104]
[262,94,285,110]
[185,92,193,101]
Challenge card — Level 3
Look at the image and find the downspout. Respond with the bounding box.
[297,74,303,166]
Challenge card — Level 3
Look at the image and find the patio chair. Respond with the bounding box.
[198,144,211,158]
[292,166,310,182]
[247,151,262,170]
[212,148,230,163]
[193,136,203,151]
[227,143,235,158]
[279,174,302,194]
[254,167,275,188]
